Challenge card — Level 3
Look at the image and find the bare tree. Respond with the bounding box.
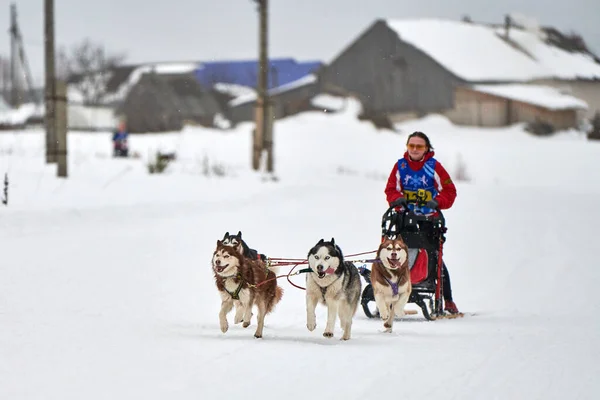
[57,38,126,105]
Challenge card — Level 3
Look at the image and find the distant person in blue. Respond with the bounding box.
[112,120,129,157]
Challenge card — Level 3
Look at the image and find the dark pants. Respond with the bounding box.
[442,262,453,301]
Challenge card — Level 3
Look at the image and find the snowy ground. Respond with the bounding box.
[1,104,599,399]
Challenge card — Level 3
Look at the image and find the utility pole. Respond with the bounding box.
[55,80,68,177]
[0,56,7,98]
[9,3,19,108]
[7,3,38,107]
[252,0,274,173]
[44,0,57,164]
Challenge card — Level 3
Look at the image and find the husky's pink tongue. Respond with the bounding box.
[388,258,401,268]
[325,267,336,274]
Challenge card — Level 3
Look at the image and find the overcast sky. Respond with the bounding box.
[2,0,599,86]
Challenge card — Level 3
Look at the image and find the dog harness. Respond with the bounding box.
[223,273,244,300]
[316,274,342,302]
[397,157,438,215]
[383,275,399,296]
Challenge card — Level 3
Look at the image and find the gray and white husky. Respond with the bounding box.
[305,238,362,340]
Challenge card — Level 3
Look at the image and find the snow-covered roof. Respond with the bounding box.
[104,62,201,104]
[212,83,255,98]
[470,84,588,110]
[270,74,316,95]
[229,74,317,107]
[68,62,201,105]
[384,18,600,82]
[495,27,600,80]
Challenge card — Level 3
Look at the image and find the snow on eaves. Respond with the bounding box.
[385,18,600,82]
[212,83,255,98]
[104,62,200,104]
[68,62,201,106]
[471,84,589,110]
[497,28,600,80]
[228,74,317,107]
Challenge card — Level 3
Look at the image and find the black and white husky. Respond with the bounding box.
[221,231,267,261]
[305,238,362,340]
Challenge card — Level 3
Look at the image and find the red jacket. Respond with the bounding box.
[384,151,457,209]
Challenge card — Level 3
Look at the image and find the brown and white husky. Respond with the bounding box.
[371,237,412,332]
[211,241,283,338]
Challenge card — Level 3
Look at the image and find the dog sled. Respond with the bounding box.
[359,201,460,321]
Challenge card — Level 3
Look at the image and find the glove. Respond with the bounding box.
[390,197,407,208]
[426,199,439,209]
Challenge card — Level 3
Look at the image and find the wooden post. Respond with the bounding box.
[55,81,68,177]
[253,100,264,170]
[44,0,57,164]
[263,1,276,174]
[265,101,274,173]
[253,0,271,172]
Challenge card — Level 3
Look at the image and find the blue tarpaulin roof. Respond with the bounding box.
[194,58,322,89]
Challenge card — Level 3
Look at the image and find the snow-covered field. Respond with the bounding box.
[1,103,599,399]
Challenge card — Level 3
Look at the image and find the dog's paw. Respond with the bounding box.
[220,321,229,333]
[384,322,392,329]
[379,312,390,321]
[307,321,316,331]
[254,333,262,339]
[341,335,351,341]
[323,331,333,338]
[239,312,253,325]
[234,314,243,324]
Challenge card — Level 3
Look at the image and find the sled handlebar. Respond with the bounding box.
[386,202,446,225]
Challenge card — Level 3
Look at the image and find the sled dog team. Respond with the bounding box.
[212,231,412,340]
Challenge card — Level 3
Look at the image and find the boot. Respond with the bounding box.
[444,300,459,314]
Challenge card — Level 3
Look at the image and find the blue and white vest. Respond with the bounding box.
[397,157,438,215]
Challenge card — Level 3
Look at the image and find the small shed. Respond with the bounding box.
[119,72,222,133]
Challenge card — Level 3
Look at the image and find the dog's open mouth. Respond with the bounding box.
[214,265,229,273]
[316,267,336,279]
[387,258,401,269]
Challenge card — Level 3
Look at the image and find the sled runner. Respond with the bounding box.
[359,202,461,321]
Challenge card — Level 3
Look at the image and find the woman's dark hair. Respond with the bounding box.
[406,131,434,152]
